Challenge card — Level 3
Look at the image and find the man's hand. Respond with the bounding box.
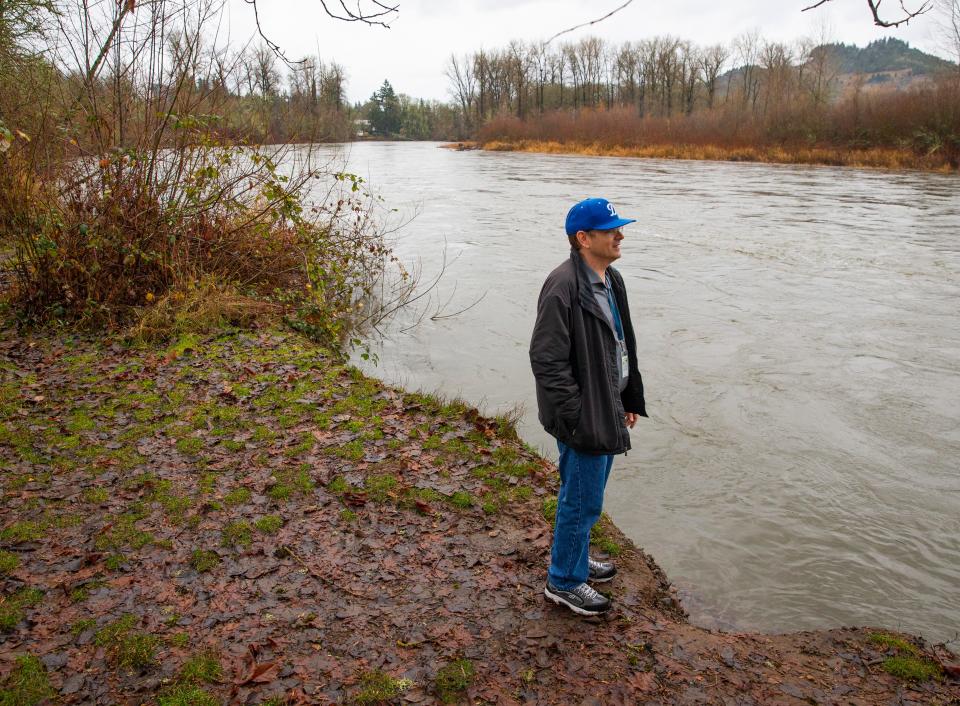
[625,412,638,428]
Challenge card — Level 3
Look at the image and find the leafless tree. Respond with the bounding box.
[802,0,933,28]
[937,0,960,67]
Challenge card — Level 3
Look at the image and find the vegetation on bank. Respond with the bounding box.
[478,137,956,171]
[0,1,419,350]
[449,34,960,170]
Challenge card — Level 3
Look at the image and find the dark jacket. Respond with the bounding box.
[530,250,647,455]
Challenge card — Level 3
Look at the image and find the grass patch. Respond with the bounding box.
[94,614,159,671]
[254,515,283,534]
[0,521,45,543]
[94,514,155,552]
[869,632,919,655]
[221,520,253,549]
[71,618,96,636]
[351,670,413,705]
[365,474,397,502]
[175,437,204,455]
[0,588,44,631]
[168,633,190,648]
[434,659,475,704]
[590,517,622,557]
[0,551,19,575]
[190,549,220,573]
[868,631,943,682]
[82,487,109,503]
[267,484,292,502]
[180,650,223,684]
[882,656,943,682]
[157,685,219,706]
[340,509,357,523]
[224,487,251,505]
[251,425,277,443]
[0,654,55,706]
[448,491,474,509]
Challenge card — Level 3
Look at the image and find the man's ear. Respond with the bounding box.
[576,230,590,249]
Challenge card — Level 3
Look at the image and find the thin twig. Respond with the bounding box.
[544,0,635,45]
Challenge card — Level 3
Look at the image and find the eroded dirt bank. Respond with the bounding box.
[1,327,957,705]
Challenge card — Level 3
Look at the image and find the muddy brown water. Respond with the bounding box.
[301,141,960,645]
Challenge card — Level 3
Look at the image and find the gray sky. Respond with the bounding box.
[227,0,949,104]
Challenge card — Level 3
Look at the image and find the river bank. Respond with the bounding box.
[1,323,957,704]
[443,140,958,171]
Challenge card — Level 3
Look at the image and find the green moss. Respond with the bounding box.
[267,484,292,502]
[224,487,251,505]
[882,656,943,682]
[82,487,109,503]
[542,496,558,524]
[158,684,219,706]
[221,520,252,548]
[167,633,190,648]
[448,491,473,509]
[222,439,245,452]
[190,549,220,573]
[66,409,96,433]
[198,473,218,494]
[365,474,397,502]
[0,551,19,575]
[334,439,364,461]
[590,518,622,557]
[869,632,919,655]
[94,614,158,670]
[0,654,55,706]
[95,514,154,552]
[0,521,45,543]
[328,476,350,494]
[340,509,357,523]
[104,554,126,571]
[352,670,412,705]
[254,515,283,534]
[434,659,475,703]
[0,588,44,631]
[176,436,204,455]
[71,618,96,636]
[251,425,276,443]
[180,650,223,684]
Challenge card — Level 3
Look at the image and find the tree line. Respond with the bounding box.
[446,32,959,165]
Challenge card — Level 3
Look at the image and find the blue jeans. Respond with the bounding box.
[548,441,614,590]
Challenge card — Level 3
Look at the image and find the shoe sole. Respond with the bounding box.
[543,587,611,616]
[588,574,615,584]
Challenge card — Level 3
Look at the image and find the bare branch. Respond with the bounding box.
[242,0,398,65]
[85,0,135,82]
[544,0,635,45]
[802,0,933,28]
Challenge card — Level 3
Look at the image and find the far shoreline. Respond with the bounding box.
[441,139,959,173]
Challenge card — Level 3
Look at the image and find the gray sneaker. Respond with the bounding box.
[588,557,617,583]
[544,581,612,615]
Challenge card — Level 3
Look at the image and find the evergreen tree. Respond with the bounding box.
[369,79,401,136]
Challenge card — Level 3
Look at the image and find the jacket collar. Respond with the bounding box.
[570,249,614,328]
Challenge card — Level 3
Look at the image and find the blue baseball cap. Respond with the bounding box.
[565,198,636,236]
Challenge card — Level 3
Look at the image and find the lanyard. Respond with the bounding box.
[605,284,625,342]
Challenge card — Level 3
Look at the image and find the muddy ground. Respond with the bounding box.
[1,327,957,705]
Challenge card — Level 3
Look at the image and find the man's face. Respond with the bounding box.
[581,227,624,263]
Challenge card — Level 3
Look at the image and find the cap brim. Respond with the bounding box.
[594,217,636,231]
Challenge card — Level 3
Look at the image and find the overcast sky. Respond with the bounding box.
[225,0,950,104]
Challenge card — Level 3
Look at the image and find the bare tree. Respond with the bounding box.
[700,44,729,109]
[937,0,960,67]
[802,0,932,28]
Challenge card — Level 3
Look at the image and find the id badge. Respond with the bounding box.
[620,345,629,379]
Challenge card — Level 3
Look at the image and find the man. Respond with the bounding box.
[530,197,647,616]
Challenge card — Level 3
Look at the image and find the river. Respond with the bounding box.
[303,141,960,645]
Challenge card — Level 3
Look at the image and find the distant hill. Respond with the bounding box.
[822,38,954,75]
